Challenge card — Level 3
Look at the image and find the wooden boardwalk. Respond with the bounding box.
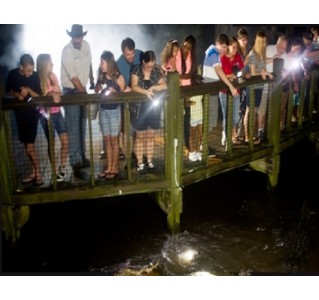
[1,71,319,242]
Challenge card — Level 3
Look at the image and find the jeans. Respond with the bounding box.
[219,92,240,134]
[208,94,219,131]
[63,88,87,167]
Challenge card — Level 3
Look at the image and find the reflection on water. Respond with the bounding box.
[2,141,319,274]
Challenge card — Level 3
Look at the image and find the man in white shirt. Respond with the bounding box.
[61,24,94,173]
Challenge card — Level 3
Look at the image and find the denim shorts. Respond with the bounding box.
[99,106,121,137]
[131,101,161,131]
[51,112,67,135]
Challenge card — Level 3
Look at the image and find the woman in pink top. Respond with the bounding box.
[175,35,202,162]
[36,54,69,182]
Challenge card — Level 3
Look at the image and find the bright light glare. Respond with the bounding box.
[236,71,242,78]
[178,249,198,265]
[291,60,300,69]
[23,24,152,90]
[152,99,159,107]
[104,89,111,96]
[23,24,69,84]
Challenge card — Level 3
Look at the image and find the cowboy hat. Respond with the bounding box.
[66,24,87,38]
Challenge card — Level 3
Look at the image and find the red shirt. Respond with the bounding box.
[220,53,244,94]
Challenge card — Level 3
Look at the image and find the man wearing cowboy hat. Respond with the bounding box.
[61,24,94,174]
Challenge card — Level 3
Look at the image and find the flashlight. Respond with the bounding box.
[291,59,301,69]
[104,89,111,96]
[152,99,159,107]
[232,65,242,78]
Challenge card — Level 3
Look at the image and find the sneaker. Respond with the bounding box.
[56,166,66,182]
[189,151,197,162]
[196,152,202,161]
[258,128,266,142]
[119,149,126,160]
[137,163,146,173]
[99,150,106,159]
[148,162,155,172]
[221,131,226,146]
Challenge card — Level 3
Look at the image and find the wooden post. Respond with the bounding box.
[0,108,18,242]
[267,78,282,190]
[164,72,183,234]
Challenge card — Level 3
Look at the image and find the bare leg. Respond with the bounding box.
[244,107,250,142]
[196,124,203,152]
[110,136,119,174]
[58,133,69,168]
[105,135,112,173]
[25,143,42,183]
[145,129,155,164]
[134,130,144,166]
[189,126,196,153]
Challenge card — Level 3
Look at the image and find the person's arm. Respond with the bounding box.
[7,90,24,100]
[131,74,153,99]
[250,64,273,80]
[61,48,87,93]
[89,63,94,89]
[214,65,238,96]
[149,78,167,92]
[117,75,126,92]
[71,77,87,93]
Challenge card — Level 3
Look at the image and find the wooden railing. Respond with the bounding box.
[1,70,319,242]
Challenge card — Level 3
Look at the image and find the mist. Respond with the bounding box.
[0,24,217,87]
[1,24,306,88]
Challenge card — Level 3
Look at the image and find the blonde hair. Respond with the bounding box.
[160,39,179,66]
[252,31,267,64]
[36,53,52,95]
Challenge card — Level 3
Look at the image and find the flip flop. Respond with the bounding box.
[98,170,110,178]
[105,173,118,180]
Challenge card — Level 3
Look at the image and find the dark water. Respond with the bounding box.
[2,140,319,275]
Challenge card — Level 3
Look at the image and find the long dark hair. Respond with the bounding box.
[97,50,121,84]
[180,35,197,82]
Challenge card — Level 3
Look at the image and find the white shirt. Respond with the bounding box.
[61,40,92,89]
[266,44,288,73]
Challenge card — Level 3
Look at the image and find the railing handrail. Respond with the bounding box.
[1,75,274,110]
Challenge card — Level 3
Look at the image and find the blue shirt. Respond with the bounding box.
[203,45,220,80]
[116,49,143,87]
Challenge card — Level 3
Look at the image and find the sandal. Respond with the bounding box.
[22,175,36,184]
[98,170,110,178]
[232,138,242,145]
[33,178,44,186]
[105,173,118,180]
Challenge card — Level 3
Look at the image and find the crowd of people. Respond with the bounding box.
[5,24,319,185]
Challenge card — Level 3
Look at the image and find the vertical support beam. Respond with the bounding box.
[226,94,233,156]
[298,79,305,129]
[286,82,294,131]
[308,72,316,121]
[267,80,282,190]
[0,108,17,242]
[247,84,255,150]
[164,72,183,234]
[87,104,95,187]
[47,109,57,190]
[202,94,209,161]
[124,102,132,181]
